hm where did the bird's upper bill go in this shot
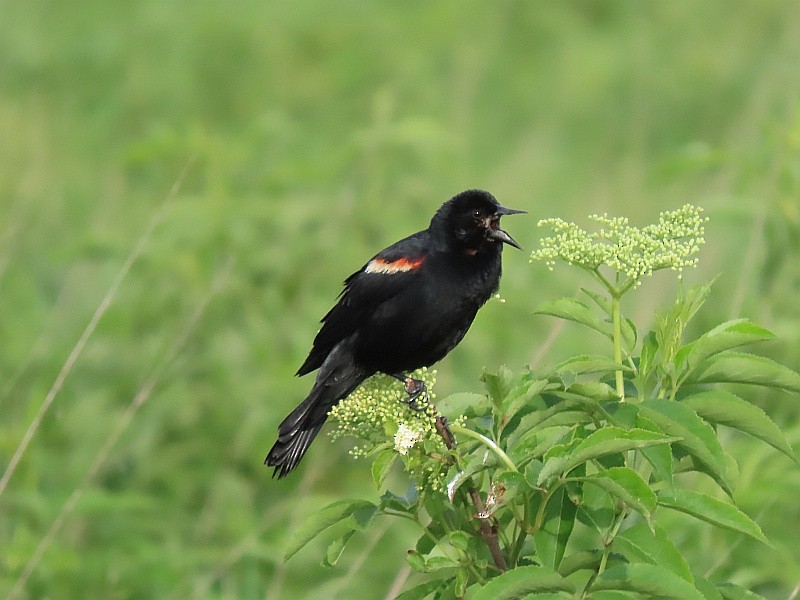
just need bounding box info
[486,205,526,249]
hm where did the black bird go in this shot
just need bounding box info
[266,189,525,478]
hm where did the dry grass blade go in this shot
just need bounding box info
[0,158,195,500]
[7,254,232,600]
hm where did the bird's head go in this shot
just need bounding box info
[431,189,526,254]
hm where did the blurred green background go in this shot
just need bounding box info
[1,1,800,598]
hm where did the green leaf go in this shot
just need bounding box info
[639,330,658,380]
[380,489,416,513]
[557,549,602,576]
[513,428,573,468]
[676,319,775,374]
[640,399,732,495]
[587,592,639,600]
[555,355,633,377]
[577,467,657,521]
[577,480,616,534]
[534,297,614,339]
[395,579,445,600]
[581,287,637,349]
[636,413,674,486]
[371,449,398,488]
[684,351,800,393]
[482,366,515,408]
[471,565,575,600]
[590,563,705,599]
[681,390,797,461]
[508,397,604,448]
[693,577,725,600]
[446,458,492,503]
[539,427,677,483]
[613,522,693,583]
[284,499,378,561]
[716,583,769,600]
[322,529,356,567]
[437,392,491,420]
[501,378,550,423]
[534,484,578,570]
[406,549,427,572]
[657,488,768,544]
[567,382,619,402]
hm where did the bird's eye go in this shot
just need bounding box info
[472,209,482,219]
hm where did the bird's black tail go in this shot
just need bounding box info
[266,345,369,478]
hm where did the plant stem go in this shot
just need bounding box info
[611,293,625,401]
[433,415,508,572]
[449,424,518,472]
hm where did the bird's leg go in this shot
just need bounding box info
[390,373,427,412]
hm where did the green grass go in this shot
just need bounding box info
[1,1,800,598]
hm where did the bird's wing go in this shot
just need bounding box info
[295,232,428,376]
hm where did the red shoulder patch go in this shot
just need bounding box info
[364,256,425,275]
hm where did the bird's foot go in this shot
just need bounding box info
[391,374,427,412]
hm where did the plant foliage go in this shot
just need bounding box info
[292,208,799,599]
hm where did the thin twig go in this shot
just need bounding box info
[0,157,196,500]
[433,415,508,572]
[7,256,232,600]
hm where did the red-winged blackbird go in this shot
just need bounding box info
[266,189,525,478]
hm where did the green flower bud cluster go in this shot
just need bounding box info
[328,368,440,459]
[530,204,707,287]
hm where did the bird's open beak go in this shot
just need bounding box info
[488,205,526,249]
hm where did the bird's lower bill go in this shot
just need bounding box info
[485,218,521,249]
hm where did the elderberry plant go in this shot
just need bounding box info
[285,207,800,600]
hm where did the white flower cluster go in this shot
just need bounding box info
[393,424,420,455]
[530,204,707,286]
[328,368,439,458]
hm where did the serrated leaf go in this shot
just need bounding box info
[577,480,616,534]
[437,392,491,420]
[507,398,603,448]
[538,427,677,483]
[657,488,768,544]
[681,390,797,462]
[636,413,674,486]
[556,355,633,377]
[716,582,768,600]
[613,522,693,583]
[534,297,614,339]
[590,563,705,599]
[372,449,398,488]
[482,366,515,408]
[578,467,657,521]
[676,320,775,375]
[501,379,550,423]
[284,499,378,561]
[534,485,578,570]
[471,565,575,600]
[640,400,732,496]
[684,351,800,393]
[694,577,725,600]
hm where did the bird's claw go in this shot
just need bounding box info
[392,375,427,412]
